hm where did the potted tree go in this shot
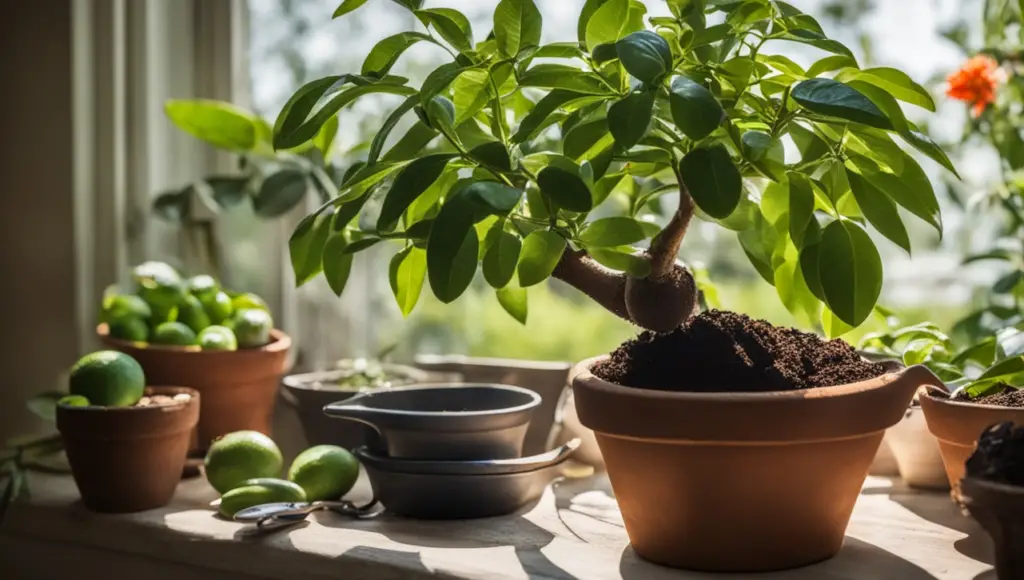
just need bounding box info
[273,0,956,571]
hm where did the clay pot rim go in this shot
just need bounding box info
[59,386,200,413]
[97,323,292,354]
[919,386,1021,411]
[573,355,915,401]
[324,383,542,419]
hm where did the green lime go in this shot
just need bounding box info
[218,478,306,518]
[68,350,145,407]
[188,275,219,300]
[202,291,234,324]
[198,325,237,351]
[108,317,149,342]
[287,445,360,501]
[204,430,283,494]
[151,322,197,346]
[59,395,91,407]
[133,261,186,309]
[231,292,269,313]
[232,309,273,348]
[101,294,152,323]
[178,294,211,334]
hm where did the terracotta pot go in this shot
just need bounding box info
[920,386,1024,490]
[868,433,900,476]
[887,406,949,490]
[98,324,291,450]
[413,355,571,455]
[571,356,935,572]
[56,387,199,513]
[959,477,1024,580]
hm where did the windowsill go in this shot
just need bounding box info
[2,472,993,579]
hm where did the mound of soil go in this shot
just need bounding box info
[973,386,1024,408]
[966,422,1024,485]
[593,310,887,392]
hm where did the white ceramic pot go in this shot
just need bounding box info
[887,406,949,490]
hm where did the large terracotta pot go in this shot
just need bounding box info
[98,324,291,450]
[57,387,199,513]
[920,385,1024,490]
[571,356,934,572]
[959,477,1024,580]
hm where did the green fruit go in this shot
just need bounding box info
[133,261,186,309]
[287,445,360,501]
[178,294,211,334]
[59,395,91,407]
[151,322,198,346]
[218,478,306,518]
[188,275,219,299]
[68,350,145,407]
[232,309,273,348]
[108,317,149,342]
[198,325,238,351]
[102,294,152,323]
[204,430,283,494]
[231,292,269,313]
[202,291,234,324]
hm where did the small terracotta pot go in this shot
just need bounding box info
[959,477,1024,580]
[98,324,291,451]
[571,357,937,572]
[919,386,1024,490]
[57,387,199,513]
[887,406,949,490]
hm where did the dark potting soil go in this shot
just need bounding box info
[966,422,1024,486]
[973,386,1024,408]
[593,310,887,392]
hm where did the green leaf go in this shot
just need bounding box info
[838,67,935,111]
[845,167,911,253]
[464,180,523,215]
[333,0,369,17]
[578,0,610,44]
[778,30,855,59]
[275,83,417,150]
[517,230,566,287]
[692,23,731,47]
[579,216,657,247]
[518,65,612,95]
[27,392,65,422]
[389,246,427,316]
[362,32,433,77]
[483,228,522,288]
[844,79,909,133]
[669,76,726,140]
[806,55,857,78]
[452,70,492,125]
[997,328,1024,360]
[343,236,383,254]
[427,187,480,303]
[966,355,1024,398]
[607,91,654,150]
[468,141,512,171]
[389,0,424,9]
[537,166,592,212]
[377,154,456,231]
[788,173,815,248]
[322,234,354,296]
[774,239,820,327]
[254,170,308,218]
[367,95,419,166]
[289,208,334,287]
[791,78,892,130]
[337,161,410,203]
[383,121,439,162]
[585,0,629,50]
[313,115,339,158]
[963,249,1016,264]
[822,305,854,339]
[817,219,883,327]
[421,62,476,104]
[494,0,542,57]
[415,8,474,53]
[589,247,651,277]
[848,153,942,235]
[680,146,741,220]
[497,284,528,324]
[513,91,595,143]
[741,130,773,162]
[273,76,345,147]
[899,129,961,178]
[165,100,257,151]
[758,54,806,78]
[615,31,672,85]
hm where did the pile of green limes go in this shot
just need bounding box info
[100,261,274,350]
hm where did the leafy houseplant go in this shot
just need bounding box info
[273,0,954,571]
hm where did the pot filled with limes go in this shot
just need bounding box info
[57,350,200,512]
[97,261,291,451]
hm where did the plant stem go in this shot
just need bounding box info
[551,249,631,322]
[645,164,696,280]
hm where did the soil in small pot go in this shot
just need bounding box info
[966,421,1024,485]
[593,310,887,392]
[965,386,1024,409]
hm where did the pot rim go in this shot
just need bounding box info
[97,323,291,354]
[58,386,199,413]
[282,364,431,391]
[324,383,541,419]
[920,387,1023,411]
[413,353,572,371]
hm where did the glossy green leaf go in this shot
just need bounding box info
[607,91,654,150]
[468,141,512,171]
[483,228,522,288]
[822,305,854,338]
[366,95,418,166]
[788,173,815,248]
[579,216,657,247]
[465,180,523,215]
[333,0,369,17]
[838,67,934,111]
[496,284,528,323]
[336,160,409,203]
[817,220,883,327]
[680,146,741,220]
[289,208,334,287]
[589,246,651,277]
[362,32,432,77]
[383,121,439,162]
[758,54,806,78]
[517,230,566,287]
[791,78,892,130]
[615,31,672,85]
[585,0,629,50]
[273,76,344,147]
[165,100,257,151]
[741,130,773,162]
[452,70,492,125]
[965,355,1024,398]
[844,79,909,133]
[848,153,942,235]
[344,237,384,254]
[692,23,731,47]
[806,55,857,78]
[276,84,417,150]
[669,76,726,140]
[964,249,1016,264]
[427,193,479,303]
[846,167,911,253]
[513,91,593,143]
[255,170,308,218]
[390,246,427,316]
[518,65,612,95]
[899,130,961,178]
[494,0,542,57]
[537,166,592,212]
[799,241,826,302]
[420,62,476,103]
[322,234,354,296]
[415,8,474,53]
[774,239,820,327]
[778,30,855,59]
[377,154,456,231]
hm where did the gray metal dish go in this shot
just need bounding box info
[355,446,574,519]
[355,438,581,476]
[323,384,541,460]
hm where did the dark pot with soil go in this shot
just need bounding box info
[57,386,200,513]
[572,311,937,572]
[958,422,1024,580]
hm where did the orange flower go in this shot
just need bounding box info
[947,55,1004,117]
